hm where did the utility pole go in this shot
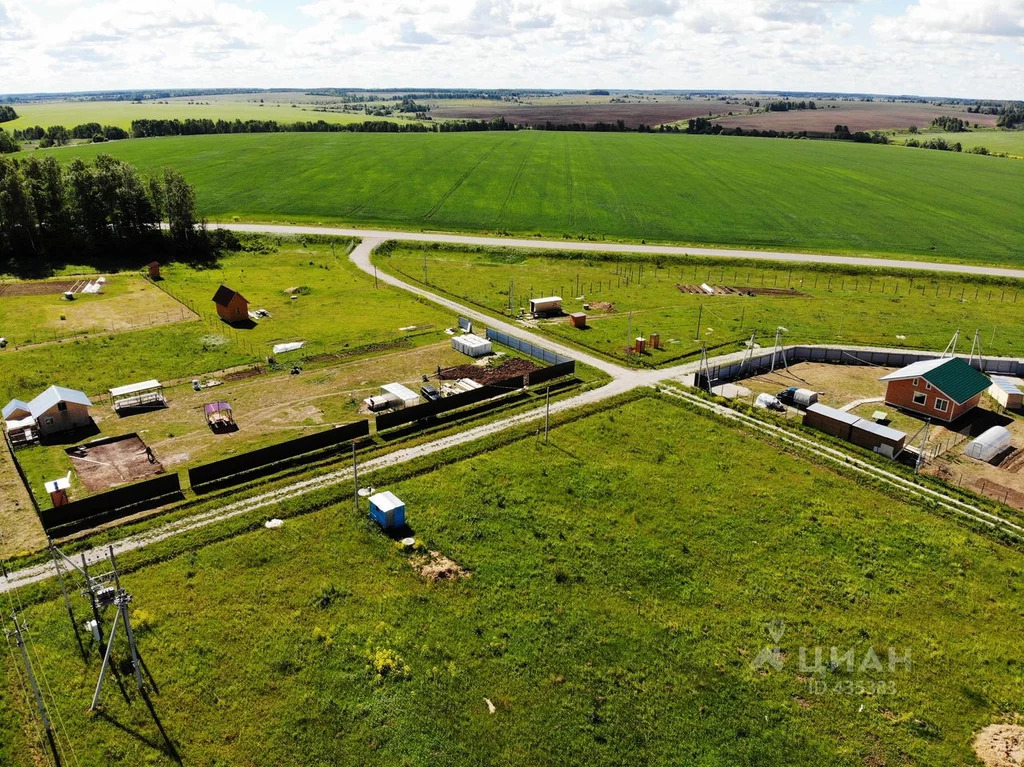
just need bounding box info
[352,441,359,514]
[373,265,378,289]
[626,311,633,358]
[50,545,85,661]
[694,304,703,340]
[7,613,62,766]
[544,386,551,443]
[942,328,960,358]
[968,329,982,367]
[90,547,144,711]
[915,419,932,474]
[423,251,428,284]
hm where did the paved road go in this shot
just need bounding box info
[217,223,1024,279]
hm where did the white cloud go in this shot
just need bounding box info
[0,0,1020,98]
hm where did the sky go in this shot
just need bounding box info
[0,0,1022,99]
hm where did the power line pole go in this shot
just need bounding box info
[352,441,359,514]
[90,546,143,711]
[694,304,703,340]
[8,614,62,766]
[544,386,551,444]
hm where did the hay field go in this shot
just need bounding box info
[2,395,1022,765]
[30,131,1024,265]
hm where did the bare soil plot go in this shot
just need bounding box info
[66,434,163,492]
[714,102,998,132]
[0,278,96,297]
[432,102,719,128]
[973,723,1024,767]
[675,284,807,297]
[439,357,541,385]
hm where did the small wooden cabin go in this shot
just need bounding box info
[213,285,249,323]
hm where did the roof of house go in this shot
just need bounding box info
[213,285,247,307]
[27,386,92,417]
[2,399,30,419]
[879,357,991,405]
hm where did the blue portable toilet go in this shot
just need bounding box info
[368,491,406,531]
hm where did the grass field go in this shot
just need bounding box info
[0,274,192,346]
[0,239,454,402]
[378,243,1024,366]
[901,129,1024,156]
[2,395,1022,766]
[26,130,1024,265]
[1,98,405,132]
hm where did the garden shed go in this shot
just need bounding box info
[213,285,249,323]
[988,376,1024,410]
[850,419,906,456]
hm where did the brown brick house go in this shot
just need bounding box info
[880,357,990,423]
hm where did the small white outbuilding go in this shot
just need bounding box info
[452,333,492,358]
[964,425,1012,462]
[988,376,1024,410]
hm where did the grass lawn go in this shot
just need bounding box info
[378,243,1024,366]
[0,274,192,346]
[25,130,1024,265]
[2,395,1022,765]
[0,239,455,402]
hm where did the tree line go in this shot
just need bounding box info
[0,154,209,275]
[0,105,18,123]
[129,117,434,138]
[686,117,889,144]
[930,116,967,132]
[765,100,816,112]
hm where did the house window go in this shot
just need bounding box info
[912,378,919,387]
[57,401,67,412]
[925,382,932,391]
[913,392,927,406]
[934,398,949,413]
[44,417,54,425]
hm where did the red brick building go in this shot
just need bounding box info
[212,285,249,324]
[880,357,990,423]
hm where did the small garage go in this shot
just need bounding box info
[802,403,860,440]
[850,419,906,457]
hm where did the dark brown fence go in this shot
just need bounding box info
[526,360,576,386]
[40,473,183,536]
[188,420,370,492]
[375,360,576,431]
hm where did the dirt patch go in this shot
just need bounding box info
[589,301,617,312]
[974,724,1024,767]
[411,550,470,582]
[223,366,265,383]
[439,357,540,385]
[0,278,99,297]
[676,284,808,297]
[714,102,998,132]
[67,434,163,492]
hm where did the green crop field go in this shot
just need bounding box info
[378,243,1024,366]
[2,395,1022,766]
[0,238,453,402]
[1,99,403,132]
[904,129,1024,156]
[26,130,1024,265]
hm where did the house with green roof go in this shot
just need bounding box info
[879,357,991,423]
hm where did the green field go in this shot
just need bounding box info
[27,131,1024,265]
[0,239,453,402]
[2,99,404,132]
[2,395,1022,766]
[901,129,1024,156]
[379,243,1024,365]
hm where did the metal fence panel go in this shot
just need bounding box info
[41,473,182,534]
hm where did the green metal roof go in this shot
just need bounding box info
[922,357,991,405]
